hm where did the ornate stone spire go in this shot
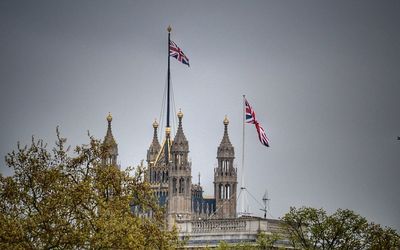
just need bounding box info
[168,109,192,224]
[214,115,237,218]
[104,112,117,147]
[102,112,118,166]
[172,109,188,152]
[147,119,161,164]
[218,115,234,158]
[151,119,161,148]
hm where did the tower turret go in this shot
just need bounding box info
[171,110,189,159]
[102,113,118,166]
[146,118,169,207]
[214,116,237,218]
[147,119,161,165]
[168,110,192,226]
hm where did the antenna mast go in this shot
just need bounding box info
[260,190,270,219]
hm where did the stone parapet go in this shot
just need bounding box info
[191,219,246,233]
[175,216,289,248]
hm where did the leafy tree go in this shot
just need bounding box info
[282,206,400,250]
[216,240,255,250]
[216,235,283,250]
[256,231,281,249]
[0,130,179,249]
[366,223,400,249]
[216,241,230,250]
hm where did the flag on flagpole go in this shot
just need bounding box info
[169,40,190,67]
[245,98,270,147]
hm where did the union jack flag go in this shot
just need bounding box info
[169,40,190,67]
[245,98,270,147]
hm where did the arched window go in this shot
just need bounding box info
[186,177,190,195]
[173,178,177,194]
[226,184,230,199]
[179,177,185,194]
[173,155,177,170]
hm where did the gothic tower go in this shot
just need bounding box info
[145,119,169,207]
[167,110,192,225]
[102,113,118,166]
[147,119,161,165]
[214,116,237,218]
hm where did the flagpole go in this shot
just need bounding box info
[167,26,171,130]
[161,26,172,163]
[241,94,246,215]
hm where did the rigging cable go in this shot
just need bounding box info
[158,75,168,142]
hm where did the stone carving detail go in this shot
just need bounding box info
[192,219,246,233]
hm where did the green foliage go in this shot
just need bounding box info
[0,130,178,249]
[216,241,230,250]
[256,231,281,249]
[366,223,400,249]
[216,240,255,250]
[282,206,400,250]
[216,236,280,250]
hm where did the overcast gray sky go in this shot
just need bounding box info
[1,0,399,231]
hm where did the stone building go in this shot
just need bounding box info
[214,116,237,219]
[145,109,237,227]
[101,113,290,248]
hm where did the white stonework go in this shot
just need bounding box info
[175,216,291,248]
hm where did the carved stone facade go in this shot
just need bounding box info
[143,111,237,226]
[176,217,290,248]
[101,113,290,248]
[102,113,118,167]
[167,110,192,224]
[214,116,237,218]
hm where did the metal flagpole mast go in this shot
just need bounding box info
[240,94,246,215]
[164,26,172,162]
[167,26,171,130]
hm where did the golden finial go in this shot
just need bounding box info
[177,109,183,119]
[223,115,229,125]
[106,112,112,122]
[152,119,159,128]
[167,25,172,33]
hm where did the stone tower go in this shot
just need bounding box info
[214,116,237,218]
[167,110,192,226]
[102,113,118,166]
[147,119,161,165]
[146,118,169,207]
